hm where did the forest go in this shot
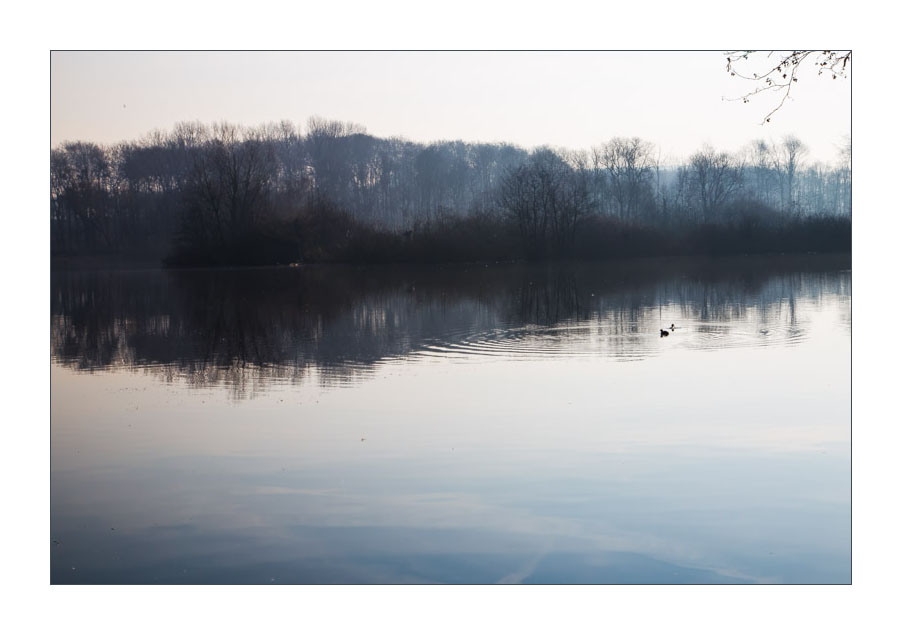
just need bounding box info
[50,117,851,266]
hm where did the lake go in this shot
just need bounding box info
[50,255,851,584]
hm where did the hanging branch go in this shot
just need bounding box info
[724,51,851,124]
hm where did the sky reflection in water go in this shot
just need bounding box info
[51,256,851,583]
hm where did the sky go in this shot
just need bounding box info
[51,51,851,164]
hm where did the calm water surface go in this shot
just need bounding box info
[50,256,851,583]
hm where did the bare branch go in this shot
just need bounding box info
[724,51,850,124]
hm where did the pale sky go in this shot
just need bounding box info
[51,51,851,164]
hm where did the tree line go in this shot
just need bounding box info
[50,117,851,265]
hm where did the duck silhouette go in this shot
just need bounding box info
[660,329,670,337]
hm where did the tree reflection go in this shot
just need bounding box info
[51,255,851,397]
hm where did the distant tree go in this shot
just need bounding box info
[744,139,779,210]
[305,116,368,207]
[500,156,548,259]
[835,137,851,217]
[686,145,744,223]
[774,135,809,216]
[50,148,74,252]
[547,149,591,255]
[56,142,116,250]
[181,123,275,252]
[499,148,589,258]
[593,137,656,222]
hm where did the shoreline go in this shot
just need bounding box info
[50,250,852,274]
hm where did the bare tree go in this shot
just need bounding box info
[686,146,744,223]
[550,149,591,255]
[59,142,116,249]
[744,140,779,210]
[593,137,656,222]
[182,123,275,250]
[835,137,851,218]
[774,135,809,216]
[500,157,548,259]
[499,148,589,258]
[305,116,367,207]
[50,148,74,252]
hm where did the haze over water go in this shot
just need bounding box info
[50,255,851,583]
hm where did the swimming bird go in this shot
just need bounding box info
[660,329,669,337]
[670,323,676,330]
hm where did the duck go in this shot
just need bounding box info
[670,323,676,330]
[660,329,670,337]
